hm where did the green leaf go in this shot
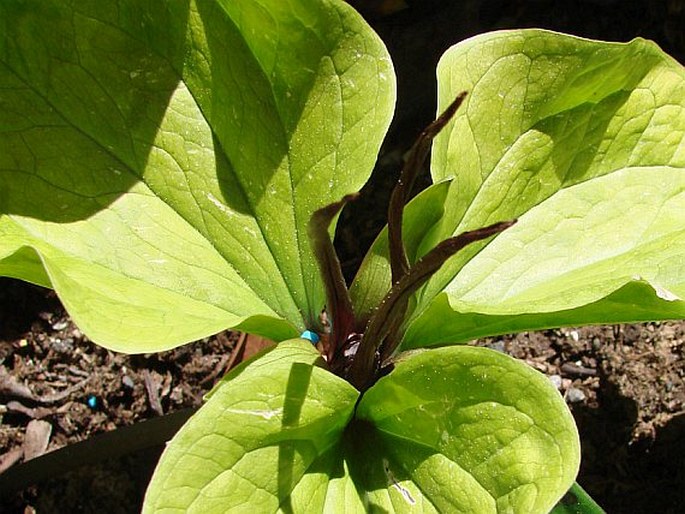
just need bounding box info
[444,167,685,313]
[354,345,580,513]
[0,0,395,351]
[402,30,685,348]
[286,444,366,514]
[146,341,580,513]
[404,282,685,347]
[143,339,360,513]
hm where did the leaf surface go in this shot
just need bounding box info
[0,0,395,351]
[399,30,685,348]
[143,339,361,513]
[354,345,580,513]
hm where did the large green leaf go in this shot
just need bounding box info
[143,339,360,513]
[354,345,580,513]
[400,30,685,348]
[0,0,395,351]
[404,282,685,347]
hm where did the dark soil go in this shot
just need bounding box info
[2,1,685,513]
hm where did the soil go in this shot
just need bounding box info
[2,1,685,513]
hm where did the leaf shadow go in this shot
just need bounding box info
[343,418,423,514]
[532,48,665,188]
[3,0,325,226]
[193,0,327,217]
[277,361,313,513]
[1,2,193,222]
[536,89,635,187]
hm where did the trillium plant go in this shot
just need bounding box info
[2,0,684,512]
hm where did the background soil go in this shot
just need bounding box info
[2,1,685,513]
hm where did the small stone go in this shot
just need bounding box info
[549,374,563,390]
[51,320,69,331]
[51,337,74,354]
[566,387,586,403]
[569,330,580,342]
[487,340,506,353]
[122,375,135,389]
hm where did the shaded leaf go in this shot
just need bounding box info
[403,281,685,348]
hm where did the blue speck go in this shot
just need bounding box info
[300,330,320,344]
[86,395,98,409]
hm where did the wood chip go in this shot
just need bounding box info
[6,400,52,419]
[225,332,247,372]
[143,369,164,416]
[561,362,597,377]
[0,367,37,402]
[0,447,23,474]
[241,334,275,364]
[160,372,173,398]
[23,419,52,461]
[199,332,248,386]
[68,365,91,378]
[38,377,89,404]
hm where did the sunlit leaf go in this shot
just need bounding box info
[401,30,685,348]
[144,339,360,513]
[0,0,395,351]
